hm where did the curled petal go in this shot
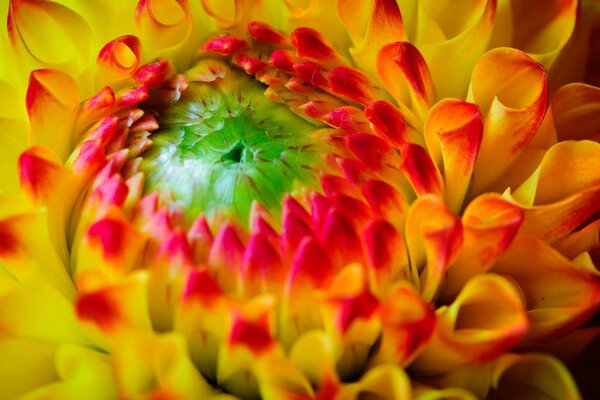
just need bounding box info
[7,0,92,70]
[370,282,435,367]
[488,353,581,399]
[405,195,463,302]
[337,0,405,78]
[96,36,141,83]
[554,219,600,260]
[135,0,192,57]
[412,385,478,400]
[424,99,483,211]
[202,0,268,33]
[337,364,411,400]
[412,274,528,374]
[490,235,600,341]
[26,69,79,161]
[498,0,577,70]
[442,194,523,301]
[328,66,375,105]
[545,83,600,142]
[377,42,434,119]
[469,48,548,193]
[510,140,600,242]
[415,0,497,99]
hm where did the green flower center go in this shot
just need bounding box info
[141,70,326,223]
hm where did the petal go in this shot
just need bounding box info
[136,0,192,59]
[369,282,435,367]
[488,353,581,400]
[509,141,600,242]
[377,42,434,119]
[499,0,577,70]
[405,195,462,302]
[0,80,28,195]
[96,35,141,84]
[26,69,79,161]
[468,48,548,193]
[490,235,600,341]
[7,0,92,72]
[424,99,483,211]
[412,274,528,374]
[337,0,405,78]
[441,193,523,301]
[399,143,444,197]
[338,364,411,400]
[546,83,600,142]
[415,0,497,99]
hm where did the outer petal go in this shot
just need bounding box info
[412,274,528,374]
[415,0,497,99]
[543,83,600,143]
[424,99,483,211]
[7,0,93,78]
[405,195,462,302]
[337,0,405,79]
[491,235,600,341]
[493,0,577,72]
[338,364,412,400]
[26,69,80,161]
[468,48,548,193]
[487,353,581,400]
[441,193,523,301]
[0,79,27,195]
[509,140,600,242]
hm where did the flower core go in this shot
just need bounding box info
[141,69,325,223]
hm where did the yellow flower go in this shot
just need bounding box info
[1,0,600,399]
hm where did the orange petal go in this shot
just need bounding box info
[468,48,548,193]
[370,282,435,367]
[412,274,528,374]
[377,42,434,119]
[442,194,523,301]
[424,99,483,211]
[26,69,79,161]
[546,83,600,143]
[491,235,600,341]
[554,219,600,260]
[509,140,600,242]
[501,0,578,70]
[488,353,581,399]
[7,0,92,72]
[337,0,405,78]
[405,195,463,302]
[96,35,141,84]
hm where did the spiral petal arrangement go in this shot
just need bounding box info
[1,0,600,399]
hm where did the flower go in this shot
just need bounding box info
[1,0,600,399]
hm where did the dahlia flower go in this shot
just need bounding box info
[1,0,600,398]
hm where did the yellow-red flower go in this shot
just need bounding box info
[1,0,600,399]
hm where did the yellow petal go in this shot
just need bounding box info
[338,0,405,79]
[25,70,80,162]
[7,0,93,74]
[491,235,600,341]
[405,195,462,302]
[442,193,523,301]
[488,353,581,400]
[416,0,497,99]
[412,274,528,374]
[424,99,483,211]
[339,364,411,400]
[468,48,548,193]
[412,384,478,400]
